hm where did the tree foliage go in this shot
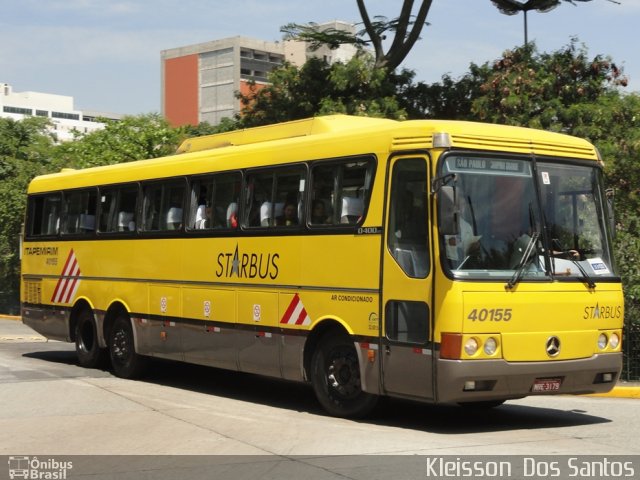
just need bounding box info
[237,55,406,128]
[53,113,181,169]
[0,117,56,312]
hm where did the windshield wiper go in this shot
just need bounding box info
[549,239,596,289]
[506,232,540,290]
[566,257,597,289]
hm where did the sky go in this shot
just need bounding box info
[2,0,639,116]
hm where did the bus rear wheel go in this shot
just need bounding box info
[75,308,107,369]
[108,313,147,379]
[310,331,378,418]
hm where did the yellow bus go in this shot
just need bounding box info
[21,115,623,417]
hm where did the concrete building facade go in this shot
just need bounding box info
[161,21,359,127]
[0,82,122,142]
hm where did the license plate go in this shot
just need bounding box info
[532,378,562,392]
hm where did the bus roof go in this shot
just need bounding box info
[176,115,397,154]
[28,115,599,194]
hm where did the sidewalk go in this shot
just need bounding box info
[1,315,638,398]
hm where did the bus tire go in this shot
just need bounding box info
[75,307,108,369]
[310,331,378,418]
[108,313,147,379]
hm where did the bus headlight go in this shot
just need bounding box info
[609,332,620,349]
[484,337,498,356]
[598,333,608,350]
[464,337,479,356]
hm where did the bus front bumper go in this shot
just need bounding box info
[436,353,622,404]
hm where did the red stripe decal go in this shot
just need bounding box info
[280,293,300,324]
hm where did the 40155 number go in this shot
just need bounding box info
[467,308,512,322]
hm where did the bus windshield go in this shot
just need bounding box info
[440,154,616,282]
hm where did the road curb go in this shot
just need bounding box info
[587,386,640,399]
[0,315,21,321]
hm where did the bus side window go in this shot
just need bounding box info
[61,189,97,235]
[244,167,305,228]
[189,172,241,230]
[142,180,185,232]
[310,158,373,226]
[99,185,138,233]
[27,193,62,237]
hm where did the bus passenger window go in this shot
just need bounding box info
[310,157,374,226]
[99,185,138,233]
[62,189,97,235]
[190,172,240,230]
[142,180,185,232]
[244,167,305,228]
[27,193,62,237]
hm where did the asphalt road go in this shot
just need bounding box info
[1,318,639,479]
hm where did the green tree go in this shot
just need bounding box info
[0,117,56,313]
[238,55,406,128]
[53,113,182,169]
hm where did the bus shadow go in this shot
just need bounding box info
[23,349,611,434]
[368,398,611,434]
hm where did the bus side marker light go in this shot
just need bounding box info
[160,331,167,341]
[367,349,376,363]
[440,333,463,360]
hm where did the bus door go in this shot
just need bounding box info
[381,156,434,400]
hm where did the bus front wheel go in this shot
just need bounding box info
[108,313,147,379]
[310,331,378,418]
[75,308,107,369]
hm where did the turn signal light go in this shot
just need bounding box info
[441,333,463,359]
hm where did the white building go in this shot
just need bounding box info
[0,83,122,142]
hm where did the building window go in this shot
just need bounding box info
[3,106,32,115]
[51,111,80,120]
[36,110,48,117]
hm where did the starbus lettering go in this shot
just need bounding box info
[216,244,279,280]
[583,303,622,320]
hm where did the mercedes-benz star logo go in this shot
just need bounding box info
[546,336,561,357]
